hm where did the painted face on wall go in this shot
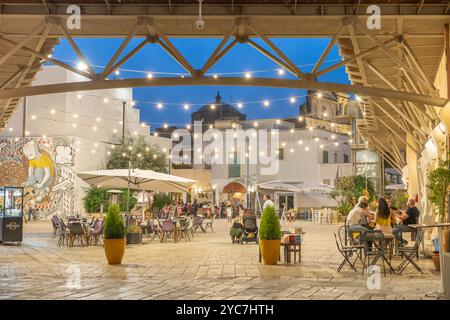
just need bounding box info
[22,141,40,160]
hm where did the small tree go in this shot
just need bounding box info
[119,188,137,212]
[390,190,409,210]
[331,175,375,206]
[107,135,168,172]
[83,186,109,213]
[259,206,281,240]
[103,204,126,239]
[151,193,173,210]
[427,160,450,222]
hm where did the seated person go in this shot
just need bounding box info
[346,201,371,234]
[392,199,420,245]
[229,216,243,244]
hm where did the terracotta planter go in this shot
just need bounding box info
[432,251,440,271]
[103,239,126,265]
[259,239,280,265]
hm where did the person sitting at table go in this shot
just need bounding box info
[392,199,420,246]
[374,198,395,235]
[229,215,243,244]
[347,201,371,233]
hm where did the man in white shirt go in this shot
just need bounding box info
[263,194,274,210]
[346,201,371,233]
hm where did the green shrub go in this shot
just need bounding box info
[337,202,352,217]
[119,188,137,212]
[83,186,109,213]
[151,193,173,210]
[259,206,281,241]
[103,204,126,240]
[127,224,141,234]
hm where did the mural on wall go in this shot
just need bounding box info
[0,137,75,219]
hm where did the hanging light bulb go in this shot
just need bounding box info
[263,100,269,107]
[289,148,294,153]
[184,104,190,110]
[314,137,319,142]
[305,146,310,151]
[317,92,323,98]
[77,62,88,71]
[334,142,339,146]
[210,104,216,110]
[115,70,120,76]
[186,124,192,129]
[278,69,285,75]
[213,74,218,79]
[290,129,295,133]
[147,73,153,79]
[298,116,304,122]
[73,114,78,119]
[103,98,109,103]
[163,123,168,129]
[96,117,101,122]
[331,134,336,139]
[113,129,118,133]
[253,122,258,127]
[157,103,163,109]
[31,115,37,120]
[276,119,281,124]
[141,122,146,127]
[320,144,324,149]
[76,93,82,99]
[50,109,56,114]
[237,103,243,109]
[298,140,303,145]
[290,97,296,103]
[92,126,98,131]
[72,123,77,128]
[131,101,136,107]
[245,72,252,79]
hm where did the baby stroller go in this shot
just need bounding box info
[241,214,258,244]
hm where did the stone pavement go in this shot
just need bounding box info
[0,219,442,300]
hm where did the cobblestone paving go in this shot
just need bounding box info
[0,219,441,300]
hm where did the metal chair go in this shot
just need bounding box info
[204,214,215,232]
[57,220,69,247]
[68,222,85,247]
[334,232,360,272]
[397,229,424,274]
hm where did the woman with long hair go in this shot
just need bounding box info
[374,197,395,234]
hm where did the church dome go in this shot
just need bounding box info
[191,92,246,124]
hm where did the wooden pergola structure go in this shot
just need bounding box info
[0,0,449,174]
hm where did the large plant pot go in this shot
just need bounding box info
[432,251,440,271]
[259,239,281,265]
[126,233,142,245]
[103,239,126,265]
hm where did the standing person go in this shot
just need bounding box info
[263,194,274,210]
[374,198,395,235]
[226,205,233,223]
[392,199,420,245]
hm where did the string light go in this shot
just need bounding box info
[213,74,218,79]
[157,103,163,109]
[50,109,56,114]
[103,98,109,103]
[76,94,82,99]
[305,146,310,151]
[31,115,37,120]
[147,73,153,79]
[184,104,190,110]
[278,69,285,75]
[245,72,252,79]
[263,100,270,107]
[298,116,304,122]
[317,92,323,98]
[237,103,243,109]
[210,104,216,110]
[289,97,296,103]
[163,123,168,129]
[73,114,78,119]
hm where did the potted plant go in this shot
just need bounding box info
[126,224,142,245]
[259,206,281,265]
[427,160,450,271]
[103,204,126,265]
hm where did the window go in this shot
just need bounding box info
[278,148,284,160]
[343,154,349,163]
[228,152,240,178]
[322,151,329,163]
[334,153,338,163]
[323,179,331,185]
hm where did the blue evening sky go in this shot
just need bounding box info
[52,38,349,129]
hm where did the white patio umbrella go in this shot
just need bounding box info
[78,168,196,223]
[77,168,196,193]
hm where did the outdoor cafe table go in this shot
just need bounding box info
[366,233,396,274]
[409,223,450,299]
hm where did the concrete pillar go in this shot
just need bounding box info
[406,134,418,200]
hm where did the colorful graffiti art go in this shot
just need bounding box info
[0,137,75,219]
